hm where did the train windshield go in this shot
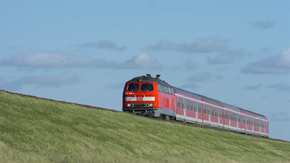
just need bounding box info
[127,83,139,92]
[141,83,153,92]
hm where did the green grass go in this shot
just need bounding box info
[0,91,290,163]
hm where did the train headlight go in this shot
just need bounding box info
[127,103,132,107]
[143,96,155,101]
[125,97,137,101]
[148,103,153,107]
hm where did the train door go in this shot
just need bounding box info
[172,96,176,114]
[221,112,225,126]
[225,112,229,126]
[198,104,202,120]
[204,106,209,121]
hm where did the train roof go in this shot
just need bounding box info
[127,75,267,120]
[128,74,171,86]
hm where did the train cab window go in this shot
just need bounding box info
[141,83,153,92]
[127,83,139,92]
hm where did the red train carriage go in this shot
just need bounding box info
[123,74,269,137]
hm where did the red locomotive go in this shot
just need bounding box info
[123,74,269,137]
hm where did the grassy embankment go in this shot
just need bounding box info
[0,90,290,163]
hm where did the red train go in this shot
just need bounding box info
[123,74,269,137]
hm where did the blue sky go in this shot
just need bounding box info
[0,0,290,140]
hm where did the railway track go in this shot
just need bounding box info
[0,89,289,144]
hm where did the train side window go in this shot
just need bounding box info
[158,84,163,92]
[181,98,185,109]
[169,88,174,94]
[234,114,238,121]
[230,114,234,121]
[187,100,193,110]
[177,98,181,108]
[193,103,197,112]
[225,113,228,119]
[158,84,171,94]
[198,103,201,110]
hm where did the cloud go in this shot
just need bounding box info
[0,75,79,91]
[0,53,120,69]
[184,59,198,70]
[244,83,263,91]
[268,83,290,92]
[187,72,223,82]
[80,40,126,51]
[120,53,162,69]
[146,38,228,54]
[0,53,109,68]
[181,72,223,89]
[146,38,248,65]
[244,83,290,92]
[0,53,161,70]
[270,112,290,122]
[250,20,276,30]
[207,49,249,65]
[242,49,290,74]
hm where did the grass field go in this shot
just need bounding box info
[0,90,290,163]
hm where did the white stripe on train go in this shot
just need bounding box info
[176,114,268,136]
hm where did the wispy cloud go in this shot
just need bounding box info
[0,53,114,69]
[0,53,161,70]
[270,112,290,122]
[244,83,263,91]
[187,72,223,82]
[80,40,127,51]
[181,72,223,89]
[268,83,290,92]
[184,59,198,70]
[250,20,276,30]
[120,53,162,69]
[207,48,249,65]
[244,83,290,92]
[0,75,79,91]
[146,38,228,54]
[242,48,290,74]
[146,38,249,65]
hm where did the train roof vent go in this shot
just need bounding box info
[156,74,161,78]
[146,74,151,78]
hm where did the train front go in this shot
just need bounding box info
[122,75,158,116]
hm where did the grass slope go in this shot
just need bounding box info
[0,91,290,163]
